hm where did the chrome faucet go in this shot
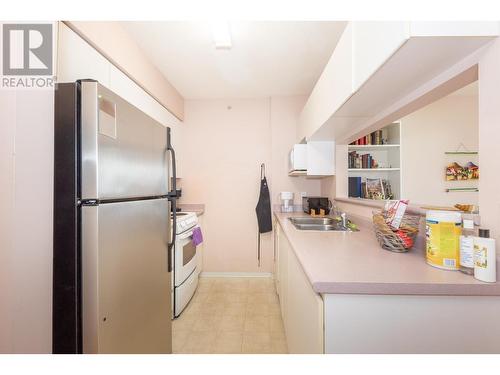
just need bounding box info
[340,212,347,229]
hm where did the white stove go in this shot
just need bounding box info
[172,211,198,234]
[171,211,200,318]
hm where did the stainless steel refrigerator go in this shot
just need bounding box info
[53,80,177,354]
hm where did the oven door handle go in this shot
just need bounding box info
[177,231,194,241]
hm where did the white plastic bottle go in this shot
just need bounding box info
[459,218,475,275]
[473,229,497,283]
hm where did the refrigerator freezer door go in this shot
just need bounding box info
[81,198,172,354]
[80,81,170,200]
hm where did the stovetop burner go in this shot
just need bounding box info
[170,211,198,234]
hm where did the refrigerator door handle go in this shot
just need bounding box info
[166,127,177,273]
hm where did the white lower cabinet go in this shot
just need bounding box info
[274,219,500,354]
[323,294,500,353]
[274,223,324,354]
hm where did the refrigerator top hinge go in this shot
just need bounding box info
[167,191,179,200]
[79,199,99,206]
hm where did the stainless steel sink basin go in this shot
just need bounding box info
[289,217,336,225]
[288,217,358,232]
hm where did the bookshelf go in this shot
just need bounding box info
[348,144,400,152]
[348,168,400,172]
[347,122,402,200]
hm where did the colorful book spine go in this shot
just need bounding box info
[351,129,385,146]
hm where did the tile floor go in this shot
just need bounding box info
[172,277,288,354]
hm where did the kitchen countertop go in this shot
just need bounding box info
[178,203,205,216]
[274,211,500,296]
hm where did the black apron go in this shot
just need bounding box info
[255,176,272,233]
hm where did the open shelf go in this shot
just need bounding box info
[348,168,400,172]
[347,122,402,200]
[348,144,400,152]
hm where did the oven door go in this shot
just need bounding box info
[174,229,198,287]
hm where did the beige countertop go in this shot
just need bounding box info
[178,203,205,216]
[274,211,500,296]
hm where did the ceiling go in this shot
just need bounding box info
[121,21,347,99]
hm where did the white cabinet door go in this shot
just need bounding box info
[275,221,324,353]
[285,242,324,354]
[273,220,280,294]
[277,225,289,329]
[306,141,335,176]
[324,294,500,353]
[352,21,410,92]
[298,24,353,141]
[298,22,409,141]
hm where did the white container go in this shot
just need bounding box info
[280,191,294,213]
[426,210,462,270]
[459,218,475,275]
[473,229,497,283]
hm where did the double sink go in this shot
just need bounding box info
[288,216,359,232]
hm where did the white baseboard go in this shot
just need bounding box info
[200,272,273,278]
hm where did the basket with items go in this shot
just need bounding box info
[372,200,420,253]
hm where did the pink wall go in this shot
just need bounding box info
[0,90,15,353]
[180,96,321,273]
[401,92,478,206]
[66,21,184,120]
[0,89,54,353]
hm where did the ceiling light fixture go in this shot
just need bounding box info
[210,21,232,49]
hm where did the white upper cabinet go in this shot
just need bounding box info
[351,22,409,92]
[409,21,500,37]
[299,21,499,143]
[288,141,336,177]
[306,141,335,176]
[298,24,353,142]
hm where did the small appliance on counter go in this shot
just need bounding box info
[280,191,294,213]
[302,196,332,215]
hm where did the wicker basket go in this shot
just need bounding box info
[372,210,420,252]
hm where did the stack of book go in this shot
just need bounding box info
[348,177,394,200]
[350,130,384,145]
[348,151,378,169]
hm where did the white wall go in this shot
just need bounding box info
[0,88,54,353]
[180,96,321,274]
[400,88,478,206]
